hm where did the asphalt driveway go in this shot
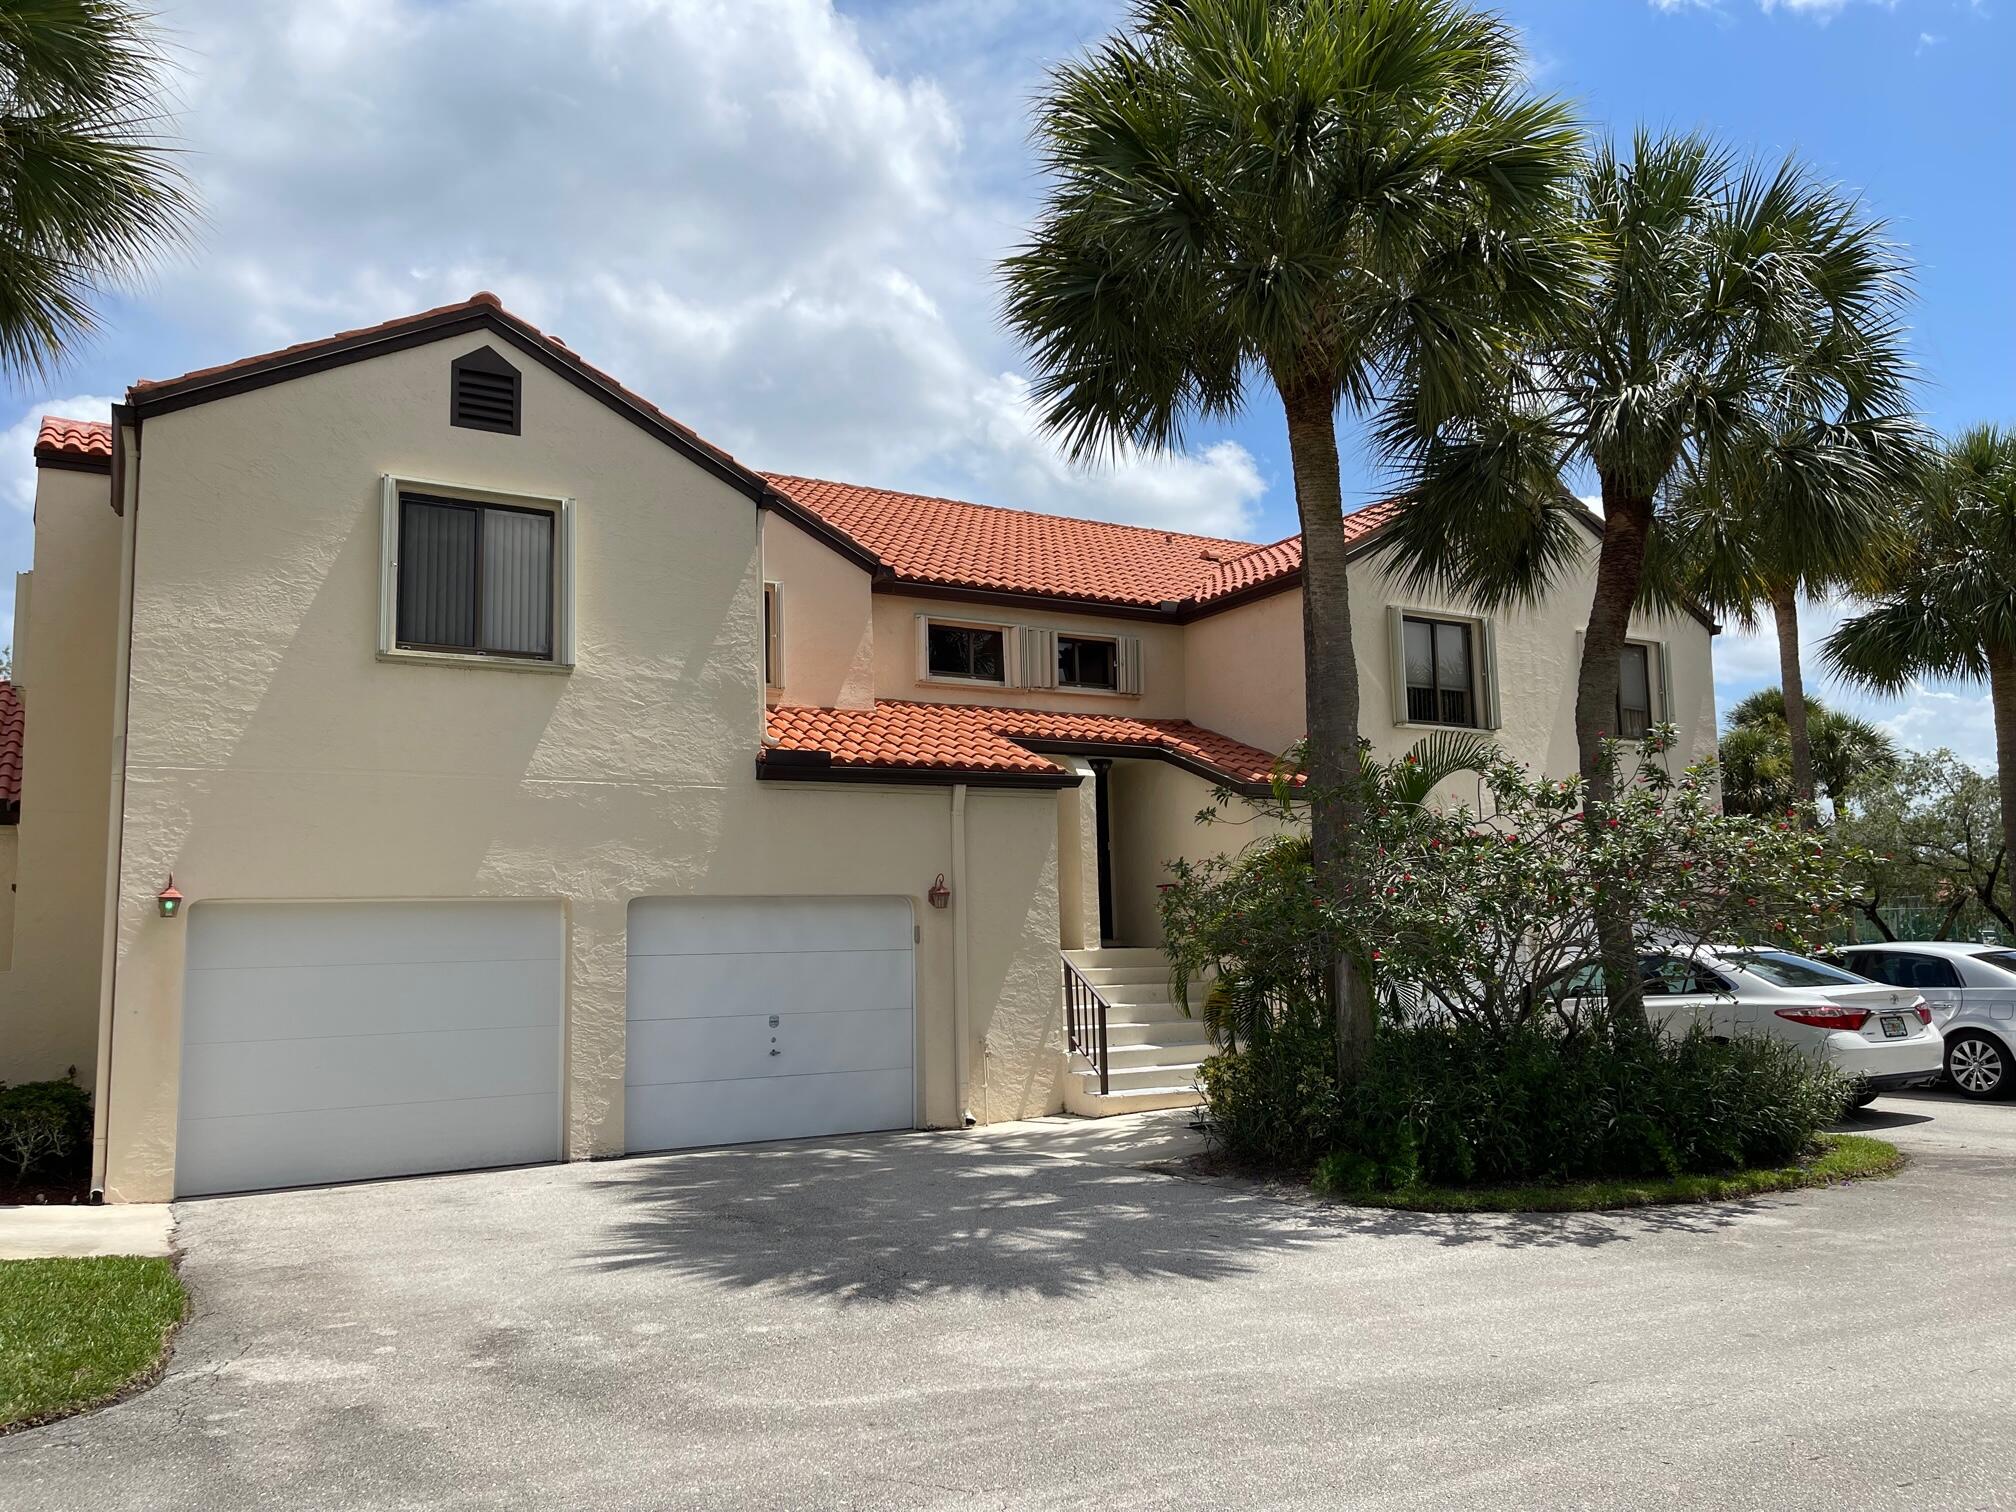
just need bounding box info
[3,1094,2013,1511]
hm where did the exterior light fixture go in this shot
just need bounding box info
[156,876,184,919]
[927,873,951,910]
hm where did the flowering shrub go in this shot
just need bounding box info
[1164,730,1862,1038]
[1163,733,1863,1179]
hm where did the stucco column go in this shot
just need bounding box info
[1051,758,1101,952]
[566,896,628,1159]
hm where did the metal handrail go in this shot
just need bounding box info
[1061,953,1112,1095]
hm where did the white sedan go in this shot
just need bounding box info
[1823,941,2016,1100]
[1557,947,1945,1105]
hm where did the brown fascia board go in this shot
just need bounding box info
[1012,736,1284,798]
[754,755,1081,791]
[123,303,777,508]
[33,450,112,476]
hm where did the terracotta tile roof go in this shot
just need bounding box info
[0,681,22,811]
[764,700,1295,789]
[35,416,113,462]
[763,472,1399,611]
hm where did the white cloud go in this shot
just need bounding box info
[91,0,1253,540]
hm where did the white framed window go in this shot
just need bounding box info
[763,582,783,688]
[1386,606,1499,729]
[1019,625,1142,696]
[379,474,574,670]
[917,615,1014,686]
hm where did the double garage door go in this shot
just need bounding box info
[176,897,914,1196]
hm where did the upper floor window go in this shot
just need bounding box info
[1617,643,1653,738]
[379,476,573,670]
[927,622,1006,683]
[1057,634,1118,691]
[1402,615,1475,727]
[763,582,782,687]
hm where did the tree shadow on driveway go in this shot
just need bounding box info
[578,1130,1767,1304]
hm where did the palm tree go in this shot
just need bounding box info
[1000,0,1583,1081]
[1669,426,1916,819]
[1378,132,1920,1026]
[0,0,192,379]
[1717,687,1897,819]
[1828,425,2016,913]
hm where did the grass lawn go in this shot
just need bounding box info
[0,1257,186,1432]
[1314,1134,1904,1213]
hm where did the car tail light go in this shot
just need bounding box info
[1774,1005,1871,1031]
[1910,997,1933,1025]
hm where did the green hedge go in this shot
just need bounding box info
[1200,1020,1848,1190]
[0,1075,93,1183]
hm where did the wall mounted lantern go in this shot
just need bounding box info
[156,876,184,919]
[927,873,951,910]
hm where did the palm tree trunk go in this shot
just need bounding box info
[1988,643,2016,926]
[1279,377,1372,1084]
[1579,480,1655,1033]
[1771,581,1817,818]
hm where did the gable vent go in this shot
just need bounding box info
[450,346,521,434]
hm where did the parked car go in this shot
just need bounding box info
[1553,947,1944,1106]
[1821,941,2016,1100]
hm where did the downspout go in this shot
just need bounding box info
[89,407,141,1201]
[951,783,973,1127]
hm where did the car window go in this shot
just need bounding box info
[1640,955,1728,996]
[1839,951,1901,986]
[1970,950,2016,981]
[1888,953,1963,990]
[1721,950,1867,989]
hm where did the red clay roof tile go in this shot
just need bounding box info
[764,700,1295,788]
[0,681,22,810]
[763,473,1399,611]
[35,416,113,461]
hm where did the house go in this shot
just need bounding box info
[0,293,1717,1202]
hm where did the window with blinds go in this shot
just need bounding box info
[1402,615,1476,727]
[396,494,555,659]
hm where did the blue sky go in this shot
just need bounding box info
[2,0,2008,761]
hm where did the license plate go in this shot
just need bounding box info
[1880,1014,1907,1039]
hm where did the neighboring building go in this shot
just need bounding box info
[0,293,1717,1202]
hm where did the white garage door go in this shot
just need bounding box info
[177,901,564,1197]
[625,897,915,1152]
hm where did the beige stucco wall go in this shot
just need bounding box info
[1104,758,1294,947]
[1184,552,1718,782]
[0,464,123,1086]
[0,825,16,971]
[95,333,1065,1201]
[760,513,875,709]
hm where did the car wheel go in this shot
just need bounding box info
[1847,1088,1878,1111]
[1945,1032,2012,1101]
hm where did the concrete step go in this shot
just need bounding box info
[1102,1041,1213,1070]
[1080,1060,1206,1095]
[1062,1079,1205,1118]
[1096,983,1188,1011]
[1063,947,1169,969]
[1071,965,1174,988]
[1102,1018,1210,1048]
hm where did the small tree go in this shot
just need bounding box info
[1718,688,1898,820]
[1834,748,2012,941]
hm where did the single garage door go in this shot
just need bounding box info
[177,901,564,1197]
[625,896,915,1152]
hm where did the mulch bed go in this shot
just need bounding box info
[0,1176,90,1207]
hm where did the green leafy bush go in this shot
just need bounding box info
[0,1073,93,1182]
[1249,1021,1848,1192]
